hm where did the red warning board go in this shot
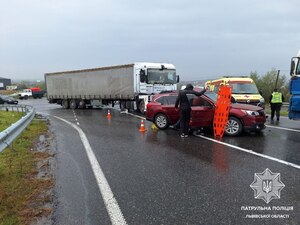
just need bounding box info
[213,86,232,139]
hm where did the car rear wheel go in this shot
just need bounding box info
[225,116,242,136]
[154,113,169,129]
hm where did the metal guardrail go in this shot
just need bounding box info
[282,102,289,106]
[266,102,289,110]
[282,102,289,108]
[0,104,35,153]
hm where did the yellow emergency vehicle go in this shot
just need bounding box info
[205,77,265,107]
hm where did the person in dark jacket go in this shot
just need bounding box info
[175,84,206,137]
[269,88,284,122]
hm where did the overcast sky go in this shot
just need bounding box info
[0,0,299,81]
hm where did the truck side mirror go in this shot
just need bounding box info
[140,69,146,82]
[290,58,295,76]
[176,75,180,83]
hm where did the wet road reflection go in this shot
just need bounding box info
[23,99,300,224]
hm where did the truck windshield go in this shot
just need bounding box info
[297,59,300,75]
[147,69,177,84]
[231,83,259,94]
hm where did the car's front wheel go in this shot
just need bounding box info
[225,116,242,136]
[154,113,169,129]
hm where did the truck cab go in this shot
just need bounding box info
[289,49,300,119]
[18,89,32,99]
[134,62,179,112]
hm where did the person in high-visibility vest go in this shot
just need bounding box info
[269,88,284,122]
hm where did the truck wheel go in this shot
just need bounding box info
[24,95,28,100]
[225,117,242,136]
[154,113,169,129]
[78,100,86,109]
[120,101,126,110]
[138,99,145,113]
[70,99,78,109]
[62,99,70,109]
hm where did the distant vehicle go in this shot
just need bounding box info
[18,87,45,100]
[0,94,18,105]
[45,62,180,112]
[205,77,265,108]
[289,49,300,120]
[145,91,266,136]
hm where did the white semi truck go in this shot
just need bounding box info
[45,62,179,112]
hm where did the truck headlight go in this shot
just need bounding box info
[242,110,260,116]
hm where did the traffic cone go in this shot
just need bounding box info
[139,119,147,132]
[106,109,112,119]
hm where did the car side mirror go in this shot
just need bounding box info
[176,75,180,83]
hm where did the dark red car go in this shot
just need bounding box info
[145,91,266,136]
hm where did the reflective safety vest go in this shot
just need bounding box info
[271,92,282,103]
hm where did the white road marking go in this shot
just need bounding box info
[120,110,300,169]
[123,112,146,120]
[54,116,127,225]
[266,125,300,133]
[194,133,300,170]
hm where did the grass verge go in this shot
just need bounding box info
[0,111,25,132]
[0,118,53,225]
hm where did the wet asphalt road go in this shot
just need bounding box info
[22,98,300,225]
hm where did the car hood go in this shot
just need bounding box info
[231,103,262,111]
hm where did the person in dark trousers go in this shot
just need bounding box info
[175,84,206,137]
[269,88,284,122]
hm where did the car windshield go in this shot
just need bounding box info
[231,83,259,94]
[147,69,177,84]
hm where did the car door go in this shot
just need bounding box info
[190,96,215,127]
[159,95,179,123]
